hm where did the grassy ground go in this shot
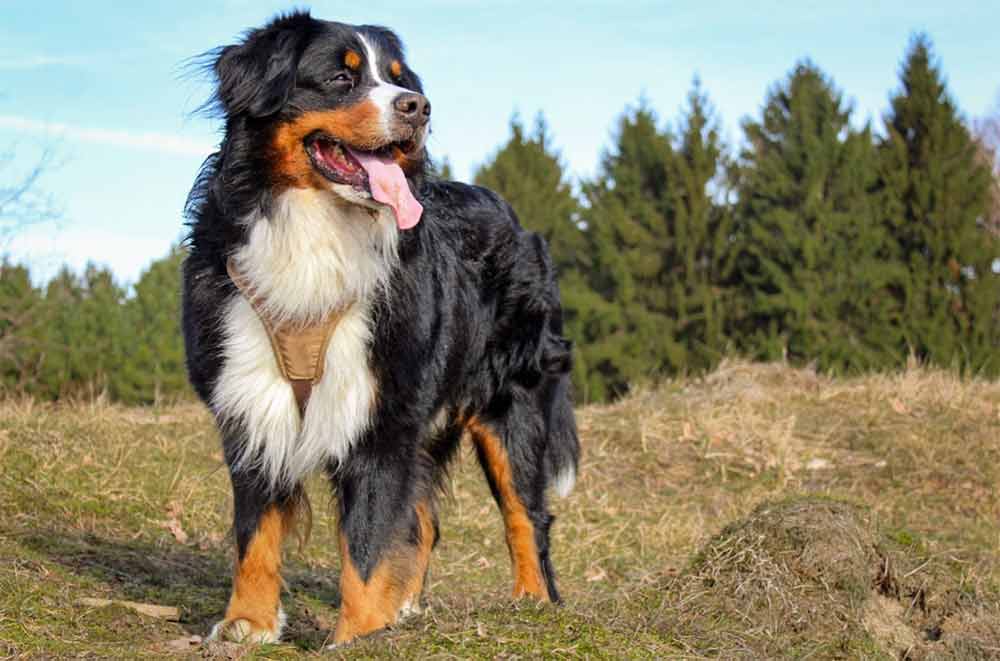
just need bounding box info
[1,361,998,659]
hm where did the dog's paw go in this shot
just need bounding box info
[206,618,280,644]
[397,597,423,621]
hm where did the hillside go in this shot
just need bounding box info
[1,361,998,659]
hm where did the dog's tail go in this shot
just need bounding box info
[541,337,580,498]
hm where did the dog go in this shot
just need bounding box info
[182,10,579,646]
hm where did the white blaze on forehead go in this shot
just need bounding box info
[357,32,413,128]
[357,32,388,85]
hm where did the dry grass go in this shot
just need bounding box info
[1,360,998,659]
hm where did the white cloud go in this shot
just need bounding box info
[5,224,179,286]
[0,54,89,70]
[0,115,215,157]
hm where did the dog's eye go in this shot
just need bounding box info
[324,72,353,87]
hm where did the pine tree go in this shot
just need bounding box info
[4,249,190,403]
[732,61,904,371]
[0,261,43,391]
[35,267,86,397]
[582,100,681,399]
[880,36,1000,373]
[431,156,454,181]
[474,113,587,273]
[31,264,126,399]
[473,113,602,398]
[580,90,737,399]
[664,81,737,371]
[78,264,128,396]
[114,246,189,404]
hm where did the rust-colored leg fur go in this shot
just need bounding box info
[333,500,436,644]
[467,417,549,600]
[212,503,296,642]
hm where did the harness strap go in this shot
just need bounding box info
[226,258,352,417]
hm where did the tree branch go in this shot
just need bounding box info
[0,146,60,247]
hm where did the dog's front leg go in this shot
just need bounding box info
[209,466,301,644]
[331,446,437,645]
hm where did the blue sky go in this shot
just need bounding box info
[2,1,998,284]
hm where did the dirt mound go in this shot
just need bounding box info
[652,497,1000,659]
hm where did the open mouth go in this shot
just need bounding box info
[303,131,425,230]
[304,132,417,190]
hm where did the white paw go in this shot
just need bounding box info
[206,617,279,644]
[398,598,423,621]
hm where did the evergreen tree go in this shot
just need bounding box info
[430,156,454,181]
[732,62,903,371]
[474,114,587,273]
[77,264,128,396]
[438,157,454,181]
[473,113,603,398]
[114,246,189,404]
[30,264,126,399]
[581,89,736,399]
[3,249,191,403]
[664,81,737,371]
[879,36,1000,373]
[0,261,43,391]
[35,267,86,397]
[582,101,681,399]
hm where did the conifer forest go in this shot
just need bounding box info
[2,36,998,404]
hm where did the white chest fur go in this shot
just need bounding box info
[211,188,398,491]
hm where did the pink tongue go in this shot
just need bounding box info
[346,148,423,230]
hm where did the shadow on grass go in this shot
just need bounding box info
[16,529,342,651]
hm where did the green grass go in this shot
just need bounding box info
[1,361,999,659]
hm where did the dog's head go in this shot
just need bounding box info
[211,11,428,228]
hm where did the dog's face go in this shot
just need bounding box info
[213,13,428,220]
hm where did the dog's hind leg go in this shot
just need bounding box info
[332,449,438,645]
[209,467,303,643]
[467,399,560,603]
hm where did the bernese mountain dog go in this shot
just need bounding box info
[182,10,579,646]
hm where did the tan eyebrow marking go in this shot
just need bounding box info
[390,60,402,78]
[344,50,362,70]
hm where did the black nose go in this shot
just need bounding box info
[393,92,431,126]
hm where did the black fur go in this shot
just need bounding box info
[183,10,579,633]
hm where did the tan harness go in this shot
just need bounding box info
[227,258,352,416]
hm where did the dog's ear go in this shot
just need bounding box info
[214,24,305,118]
